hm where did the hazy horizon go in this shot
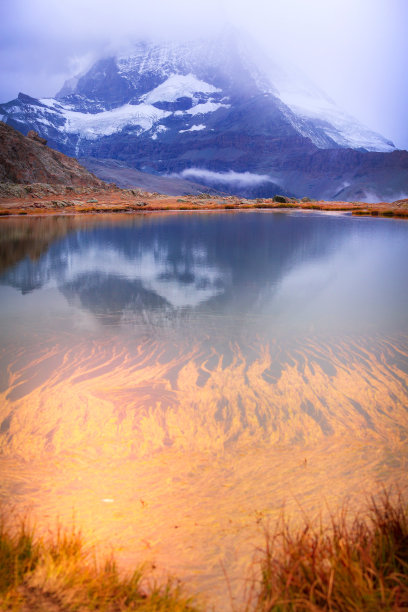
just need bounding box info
[1,0,407,149]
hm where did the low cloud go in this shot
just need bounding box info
[360,191,408,204]
[177,168,278,187]
[393,193,408,202]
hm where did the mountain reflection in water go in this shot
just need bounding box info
[0,211,407,608]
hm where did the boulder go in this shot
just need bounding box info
[27,130,47,146]
[272,194,290,203]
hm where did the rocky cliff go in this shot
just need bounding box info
[0,121,107,188]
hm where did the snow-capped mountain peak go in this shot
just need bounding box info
[28,33,395,154]
[1,29,403,201]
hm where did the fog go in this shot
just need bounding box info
[178,169,278,188]
[1,0,407,148]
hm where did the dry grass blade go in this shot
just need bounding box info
[249,490,408,611]
[0,511,201,611]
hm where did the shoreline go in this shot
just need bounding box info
[1,185,408,218]
[1,490,407,611]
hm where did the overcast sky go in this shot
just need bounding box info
[1,0,407,149]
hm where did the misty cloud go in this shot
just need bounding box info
[1,0,407,148]
[177,169,278,187]
[362,192,408,204]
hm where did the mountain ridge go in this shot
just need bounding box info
[1,31,406,200]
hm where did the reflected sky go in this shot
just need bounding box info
[1,211,408,338]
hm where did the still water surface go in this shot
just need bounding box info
[1,211,408,607]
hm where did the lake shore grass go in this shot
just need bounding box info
[1,492,407,611]
[246,490,408,611]
[0,184,407,219]
[0,514,200,611]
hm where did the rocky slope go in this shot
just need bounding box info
[0,121,107,188]
[79,158,223,195]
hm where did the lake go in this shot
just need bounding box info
[1,210,408,608]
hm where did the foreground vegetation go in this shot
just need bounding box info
[247,491,408,611]
[0,184,408,219]
[0,518,200,611]
[1,492,407,610]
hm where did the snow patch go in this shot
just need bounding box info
[62,104,170,139]
[39,98,64,110]
[142,73,220,103]
[151,124,168,140]
[35,98,171,139]
[277,88,395,152]
[186,101,230,116]
[179,124,206,133]
[36,116,55,127]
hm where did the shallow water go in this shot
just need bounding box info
[1,211,408,608]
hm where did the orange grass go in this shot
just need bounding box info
[247,491,408,611]
[1,492,407,610]
[1,191,407,218]
[0,513,200,611]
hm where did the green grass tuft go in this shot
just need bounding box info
[380,210,395,217]
[0,516,39,594]
[0,513,200,611]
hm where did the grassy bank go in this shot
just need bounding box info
[0,185,408,219]
[1,493,407,610]
[247,491,408,611]
[0,517,200,611]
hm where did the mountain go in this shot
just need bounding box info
[78,158,225,195]
[0,121,107,188]
[1,30,407,200]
